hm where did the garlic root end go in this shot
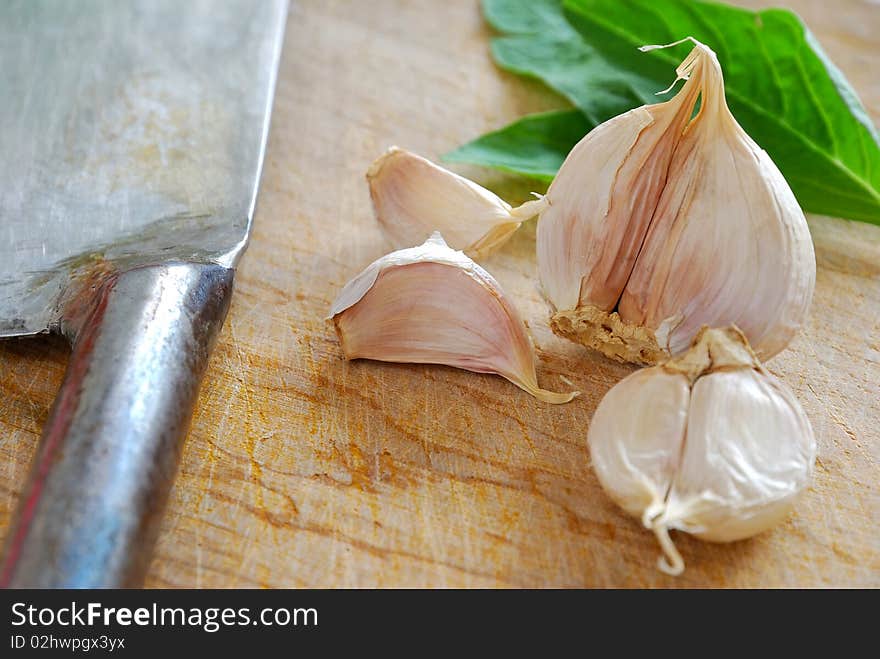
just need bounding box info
[550,305,666,365]
[366,145,403,180]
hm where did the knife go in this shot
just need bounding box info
[0,0,287,587]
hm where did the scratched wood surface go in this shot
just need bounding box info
[1,0,878,587]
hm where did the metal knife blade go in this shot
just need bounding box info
[0,0,288,587]
[0,0,286,337]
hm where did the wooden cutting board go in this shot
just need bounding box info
[1,0,877,587]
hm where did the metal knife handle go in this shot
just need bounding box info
[0,262,234,588]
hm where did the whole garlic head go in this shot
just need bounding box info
[588,326,816,575]
[538,39,815,365]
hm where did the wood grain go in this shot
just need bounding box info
[1,0,878,587]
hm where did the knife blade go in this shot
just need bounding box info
[0,0,288,587]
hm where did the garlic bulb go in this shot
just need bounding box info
[538,38,815,364]
[329,232,577,404]
[367,147,543,259]
[588,326,816,575]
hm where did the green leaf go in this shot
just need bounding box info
[461,0,880,224]
[483,0,573,35]
[485,0,661,125]
[565,0,880,223]
[444,110,592,182]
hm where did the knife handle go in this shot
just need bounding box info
[0,262,234,588]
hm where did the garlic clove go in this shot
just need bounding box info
[587,326,816,575]
[329,233,577,404]
[537,70,700,313]
[367,147,539,260]
[538,39,815,365]
[588,367,690,522]
[663,368,816,543]
[618,43,815,360]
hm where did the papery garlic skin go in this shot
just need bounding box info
[618,44,816,359]
[367,147,540,260]
[538,40,815,365]
[664,369,814,543]
[588,368,689,520]
[329,233,577,404]
[538,71,700,313]
[588,327,815,575]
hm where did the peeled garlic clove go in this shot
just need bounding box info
[539,39,815,365]
[588,326,816,575]
[367,147,540,260]
[329,232,577,404]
